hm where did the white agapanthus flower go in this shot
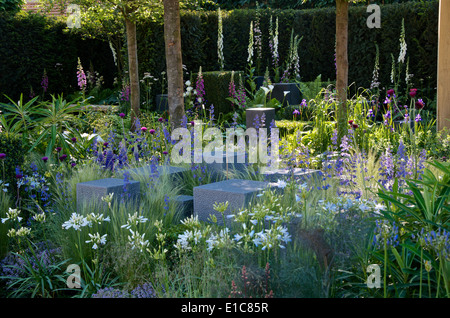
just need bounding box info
[7,227,31,238]
[1,207,22,224]
[62,213,90,231]
[253,226,291,250]
[86,232,107,250]
[86,213,110,226]
[127,229,149,252]
[273,179,287,189]
[32,213,46,223]
[121,212,148,230]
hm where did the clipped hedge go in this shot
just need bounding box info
[0,12,116,103]
[137,1,438,112]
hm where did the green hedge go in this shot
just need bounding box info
[0,12,116,103]
[0,3,439,113]
[137,1,438,109]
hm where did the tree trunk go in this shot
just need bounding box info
[336,0,349,140]
[125,16,140,131]
[163,0,185,129]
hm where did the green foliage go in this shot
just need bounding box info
[133,2,438,106]
[29,94,86,158]
[371,161,450,297]
[0,133,25,191]
[201,70,242,115]
[0,11,116,103]
[0,0,23,13]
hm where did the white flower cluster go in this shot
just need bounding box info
[86,232,107,250]
[252,226,291,250]
[62,212,110,231]
[247,21,254,64]
[1,207,22,224]
[127,229,149,252]
[398,19,407,64]
[174,190,301,254]
[7,227,31,238]
[121,212,148,230]
[175,229,206,251]
[217,8,224,70]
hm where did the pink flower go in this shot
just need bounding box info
[141,127,148,132]
[409,88,417,98]
[149,129,155,134]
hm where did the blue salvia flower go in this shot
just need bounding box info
[164,195,169,211]
[105,149,115,171]
[122,170,131,200]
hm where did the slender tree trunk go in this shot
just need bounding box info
[125,16,140,131]
[336,0,349,140]
[163,0,185,129]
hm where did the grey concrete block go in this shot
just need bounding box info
[270,83,301,106]
[261,167,322,183]
[246,107,276,130]
[193,179,273,225]
[76,178,140,211]
[119,164,188,182]
[174,195,194,219]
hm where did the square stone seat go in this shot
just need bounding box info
[76,178,140,211]
[193,179,273,225]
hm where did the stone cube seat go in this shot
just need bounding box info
[76,178,140,211]
[193,179,275,225]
